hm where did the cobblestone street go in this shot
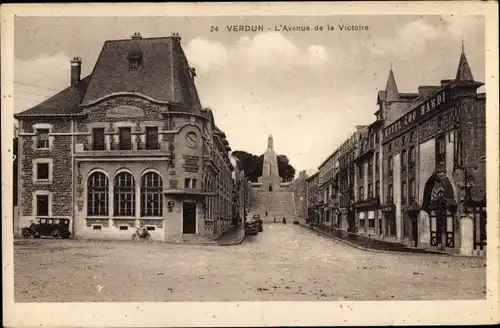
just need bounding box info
[14,223,486,302]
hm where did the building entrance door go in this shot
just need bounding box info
[429,209,454,249]
[183,202,197,234]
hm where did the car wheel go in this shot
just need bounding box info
[61,231,71,239]
[51,230,60,238]
[21,229,31,238]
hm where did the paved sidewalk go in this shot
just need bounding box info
[217,225,245,246]
[303,223,447,255]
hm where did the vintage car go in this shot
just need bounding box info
[252,214,263,232]
[245,219,259,236]
[21,218,72,239]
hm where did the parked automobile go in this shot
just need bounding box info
[252,214,263,232]
[245,219,259,236]
[21,218,72,239]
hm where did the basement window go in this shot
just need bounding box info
[146,226,156,231]
[92,225,102,230]
[119,225,128,231]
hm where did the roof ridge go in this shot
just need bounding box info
[104,36,178,43]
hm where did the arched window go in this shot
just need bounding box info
[87,172,109,216]
[114,172,135,217]
[140,172,163,217]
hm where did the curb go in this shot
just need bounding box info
[218,227,246,246]
[218,233,245,246]
[298,223,480,258]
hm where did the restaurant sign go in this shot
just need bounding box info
[383,88,452,139]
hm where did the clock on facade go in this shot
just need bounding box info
[185,132,198,148]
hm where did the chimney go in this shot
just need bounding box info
[70,57,82,86]
[131,32,142,40]
[171,32,182,42]
[417,86,438,98]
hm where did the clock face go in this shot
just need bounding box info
[185,132,198,148]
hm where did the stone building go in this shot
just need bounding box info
[315,44,486,255]
[305,171,320,223]
[290,170,308,219]
[14,32,242,243]
[317,151,337,225]
[336,130,364,232]
[377,45,486,254]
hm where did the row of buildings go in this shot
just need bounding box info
[303,45,487,255]
[14,32,252,243]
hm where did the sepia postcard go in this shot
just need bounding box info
[1,2,499,327]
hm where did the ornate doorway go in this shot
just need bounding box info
[422,172,457,251]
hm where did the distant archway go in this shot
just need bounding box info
[268,186,273,192]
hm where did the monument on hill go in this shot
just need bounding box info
[258,135,282,192]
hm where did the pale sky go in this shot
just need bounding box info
[14,15,485,175]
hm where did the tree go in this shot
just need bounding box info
[277,155,296,182]
[232,151,296,183]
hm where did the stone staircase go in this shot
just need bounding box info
[249,191,296,223]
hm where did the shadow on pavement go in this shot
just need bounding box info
[310,224,447,255]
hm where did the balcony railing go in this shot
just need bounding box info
[137,141,161,150]
[83,143,106,151]
[110,142,133,150]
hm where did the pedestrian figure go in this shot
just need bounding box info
[273,216,276,223]
[265,211,268,217]
[282,217,287,224]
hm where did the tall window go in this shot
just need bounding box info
[87,172,109,216]
[388,156,393,174]
[375,181,380,198]
[141,172,162,217]
[410,179,416,201]
[401,149,407,171]
[436,135,446,169]
[36,163,49,181]
[36,194,49,216]
[114,172,135,216]
[402,181,407,204]
[368,159,373,175]
[358,165,363,178]
[36,129,49,149]
[119,127,132,150]
[93,128,105,150]
[375,152,380,174]
[387,184,393,201]
[409,146,416,165]
[368,183,373,198]
[359,186,364,200]
[146,127,159,150]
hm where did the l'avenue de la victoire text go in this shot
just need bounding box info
[224,24,369,32]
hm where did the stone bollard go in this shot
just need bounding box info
[459,215,474,256]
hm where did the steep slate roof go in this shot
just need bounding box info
[82,36,202,111]
[16,34,202,118]
[15,76,90,118]
[455,48,474,82]
[385,69,400,102]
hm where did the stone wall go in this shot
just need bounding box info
[19,119,73,218]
